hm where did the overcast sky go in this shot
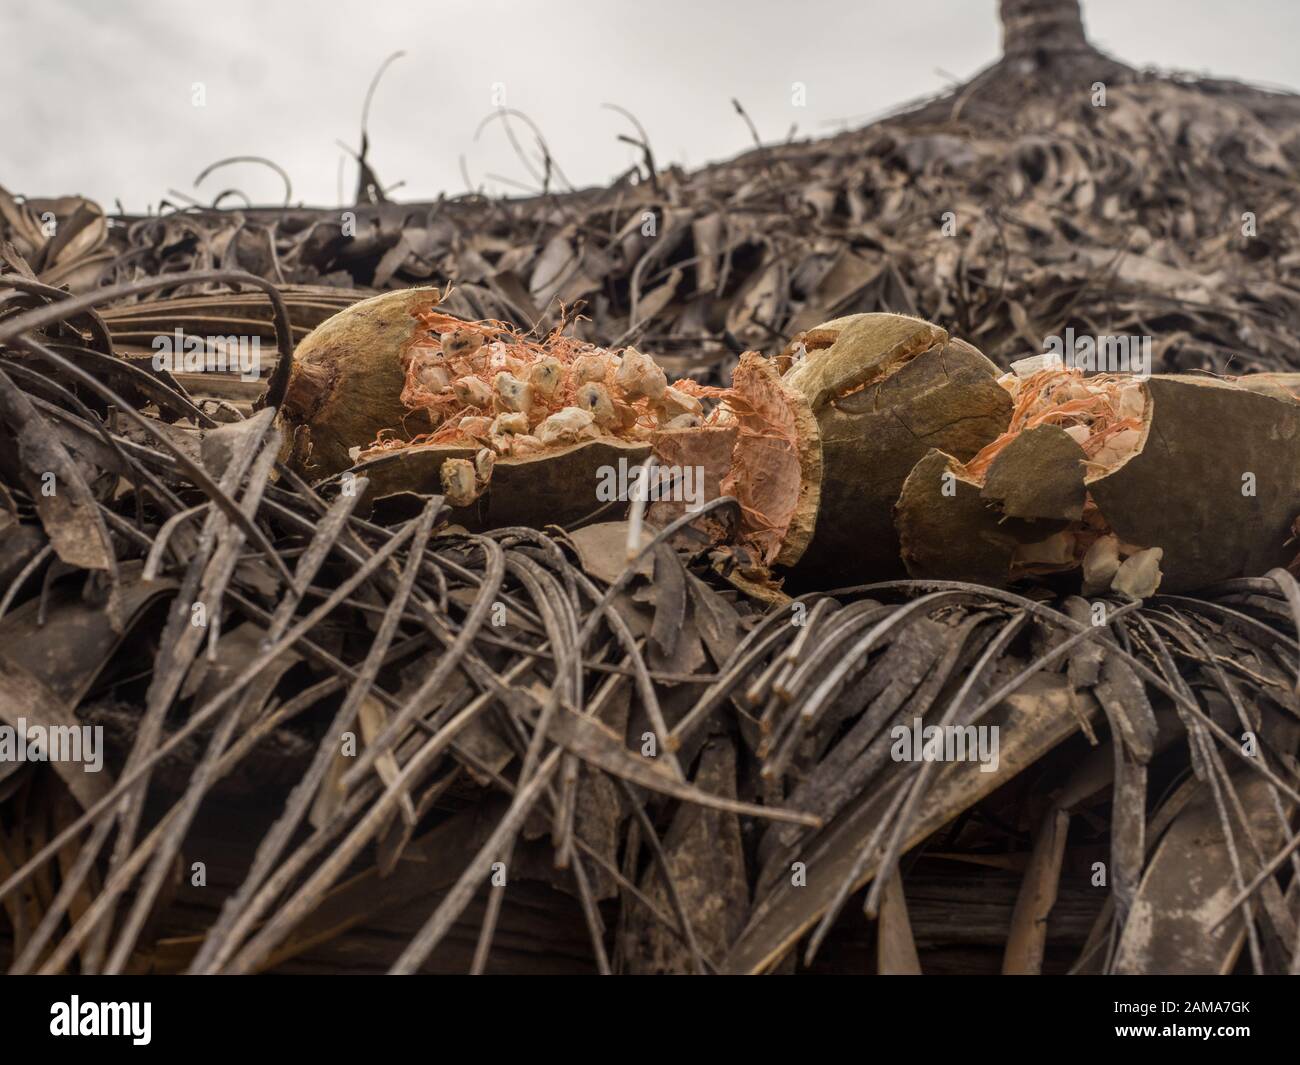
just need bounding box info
[4,0,1298,213]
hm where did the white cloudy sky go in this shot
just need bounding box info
[4,0,1298,212]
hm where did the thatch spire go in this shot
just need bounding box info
[1000,0,1092,59]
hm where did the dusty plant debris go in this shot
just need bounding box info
[1,0,1300,978]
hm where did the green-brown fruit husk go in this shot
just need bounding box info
[1087,375,1300,591]
[277,287,444,478]
[895,446,1073,586]
[353,438,650,530]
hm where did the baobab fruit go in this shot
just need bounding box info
[277,291,685,526]
[782,314,1012,578]
[693,313,1011,574]
[895,369,1300,593]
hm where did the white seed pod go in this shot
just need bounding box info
[490,411,529,436]
[1111,546,1163,599]
[1011,353,1064,378]
[571,353,609,385]
[487,341,523,371]
[441,328,485,361]
[453,376,492,408]
[659,412,702,430]
[441,458,479,507]
[1081,533,1120,595]
[508,434,544,456]
[529,356,564,399]
[575,381,618,427]
[536,406,596,445]
[1116,383,1146,421]
[657,384,704,419]
[614,346,667,401]
[1015,531,1076,567]
[493,371,533,413]
[411,353,451,393]
[458,415,492,438]
[474,447,495,482]
[1091,427,1143,469]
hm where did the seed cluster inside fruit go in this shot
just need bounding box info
[969,367,1147,479]
[361,310,705,471]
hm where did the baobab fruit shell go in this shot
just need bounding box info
[352,437,650,530]
[277,287,444,478]
[895,451,1021,586]
[777,313,1012,583]
[895,441,1076,588]
[1086,375,1300,592]
[895,374,1300,594]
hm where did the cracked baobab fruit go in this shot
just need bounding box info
[894,367,1300,594]
[276,288,716,526]
[661,314,1300,596]
[280,294,1300,595]
[669,312,1014,580]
